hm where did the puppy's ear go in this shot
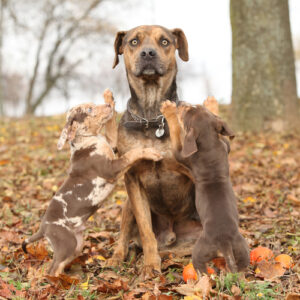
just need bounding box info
[182,127,198,157]
[215,119,235,140]
[113,31,127,68]
[172,28,189,62]
[57,119,78,150]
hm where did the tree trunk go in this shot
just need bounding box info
[230,0,299,131]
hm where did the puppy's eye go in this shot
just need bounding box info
[130,39,138,46]
[161,39,169,46]
[87,107,93,114]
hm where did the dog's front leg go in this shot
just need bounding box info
[106,199,135,267]
[160,100,183,153]
[124,171,161,278]
[103,89,118,149]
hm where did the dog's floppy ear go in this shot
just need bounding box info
[172,28,189,62]
[57,118,78,150]
[215,119,235,140]
[113,31,127,68]
[182,127,198,157]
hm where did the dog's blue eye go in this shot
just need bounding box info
[131,39,138,46]
[161,39,169,46]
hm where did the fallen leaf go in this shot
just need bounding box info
[212,257,226,270]
[80,276,89,290]
[26,242,49,260]
[255,260,285,280]
[287,194,300,206]
[285,293,300,300]
[45,274,80,289]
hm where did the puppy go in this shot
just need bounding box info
[22,90,162,276]
[160,100,249,273]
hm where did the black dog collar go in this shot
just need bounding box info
[123,106,166,138]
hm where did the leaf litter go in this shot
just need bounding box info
[0,116,299,299]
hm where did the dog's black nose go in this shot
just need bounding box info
[140,48,157,59]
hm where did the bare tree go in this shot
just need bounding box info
[6,0,114,115]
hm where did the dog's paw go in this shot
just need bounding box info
[160,100,177,116]
[142,148,163,161]
[103,89,115,108]
[203,96,219,115]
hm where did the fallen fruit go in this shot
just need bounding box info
[275,254,294,269]
[183,263,197,282]
[207,266,215,274]
[250,247,274,265]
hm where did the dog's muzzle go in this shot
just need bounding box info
[135,48,164,76]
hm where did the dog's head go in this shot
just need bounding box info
[177,104,235,157]
[113,25,189,78]
[57,101,114,150]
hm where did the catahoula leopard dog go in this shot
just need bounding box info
[22,90,162,276]
[107,25,221,278]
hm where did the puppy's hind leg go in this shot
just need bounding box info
[22,228,44,253]
[192,236,217,274]
[45,225,78,277]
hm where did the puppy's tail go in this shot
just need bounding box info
[22,229,44,254]
[220,242,237,273]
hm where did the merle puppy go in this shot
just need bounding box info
[22,90,162,276]
[160,100,249,273]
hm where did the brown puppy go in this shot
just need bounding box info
[22,90,162,276]
[108,25,206,278]
[160,100,249,273]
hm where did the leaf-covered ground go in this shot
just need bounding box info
[0,115,299,299]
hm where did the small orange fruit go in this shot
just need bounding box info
[207,266,215,274]
[250,247,274,265]
[275,254,294,269]
[183,263,197,282]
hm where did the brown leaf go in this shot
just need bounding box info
[255,260,285,280]
[287,194,300,206]
[174,275,212,298]
[96,278,128,293]
[285,293,300,300]
[231,285,241,296]
[45,274,80,289]
[26,242,49,260]
[0,279,13,298]
[149,295,173,300]
[212,257,226,270]
[0,231,21,244]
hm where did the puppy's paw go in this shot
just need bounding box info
[160,100,177,116]
[103,89,115,108]
[142,148,163,161]
[203,96,219,115]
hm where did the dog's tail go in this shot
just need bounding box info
[22,229,44,254]
[220,241,237,273]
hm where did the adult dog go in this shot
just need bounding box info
[108,25,209,278]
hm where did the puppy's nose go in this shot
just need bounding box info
[140,48,157,59]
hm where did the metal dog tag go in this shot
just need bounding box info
[155,124,165,138]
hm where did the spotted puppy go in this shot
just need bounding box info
[160,100,249,274]
[22,90,162,276]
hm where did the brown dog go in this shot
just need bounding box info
[22,90,162,276]
[107,25,209,278]
[160,100,250,273]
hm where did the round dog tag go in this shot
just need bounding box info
[155,127,165,138]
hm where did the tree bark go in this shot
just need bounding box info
[230,0,299,131]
